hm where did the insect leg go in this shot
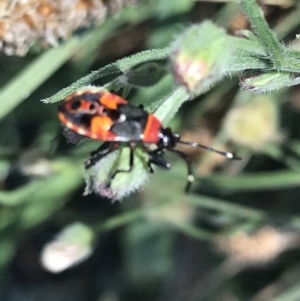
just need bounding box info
[142,146,170,173]
[169,149,194,192]
[148,151,171,171]
[106,143,135,187]
[85,142,119,169]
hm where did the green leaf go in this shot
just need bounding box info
[42,48,171,104]
[239,0,285,66]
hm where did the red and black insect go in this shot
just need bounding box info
[58,87,241,191]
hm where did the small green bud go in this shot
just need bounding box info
[40,222,94,273]
[84,146,150,201]
[118,62,167,88]
[171,21,232,97]
[240,70,299,94]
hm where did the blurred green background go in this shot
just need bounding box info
[1,0,300,300]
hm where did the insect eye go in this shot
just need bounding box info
[89,104,96,111]
[71,101,81,111]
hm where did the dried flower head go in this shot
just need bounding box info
[215,226,299,266]
[0,0,135,56]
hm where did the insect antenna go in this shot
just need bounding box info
[177,140,242,161]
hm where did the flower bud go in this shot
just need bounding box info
[240,70,296,94]
[40,222,94,273]
[171,21,232,97]
[223,95,282,150]
[84,146,149,201]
